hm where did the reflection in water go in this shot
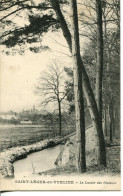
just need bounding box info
[14,145,62,178]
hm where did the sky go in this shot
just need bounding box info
[0,50,50,112]
[0,0,91,113]
[0,32,72,112]
[0,1,71,113]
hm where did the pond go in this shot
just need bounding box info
[13,145,63,178]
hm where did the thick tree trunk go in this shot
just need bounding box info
[58,101,62,135]
[70,0,86,172]
[51,0,106,167]
[95,0,104,122]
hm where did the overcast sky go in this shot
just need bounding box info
[0,32,72,112]
[0,1,89,113]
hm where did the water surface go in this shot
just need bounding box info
[14,145,62,178]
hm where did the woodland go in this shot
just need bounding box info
[0,0,120,174]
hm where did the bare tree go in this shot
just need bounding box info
[35,61,67,135]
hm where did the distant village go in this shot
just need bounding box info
[0,106,48,125]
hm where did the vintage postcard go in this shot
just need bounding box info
[0,0,120,191]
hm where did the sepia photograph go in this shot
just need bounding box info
[0,0,121,191]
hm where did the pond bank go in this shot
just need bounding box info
[14,145,62,178]
[0,133,75,178]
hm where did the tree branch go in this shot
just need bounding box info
[0,7,24,21]
[0,0,30,11]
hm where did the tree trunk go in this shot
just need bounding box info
[51,0,106,167]
[95,0,103,128]
[109,119,113,143]
[113,108,116,137]
[58,101,62,135]
[70,0,86,172]
[109,96,114,143]
[104,108,108,137]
